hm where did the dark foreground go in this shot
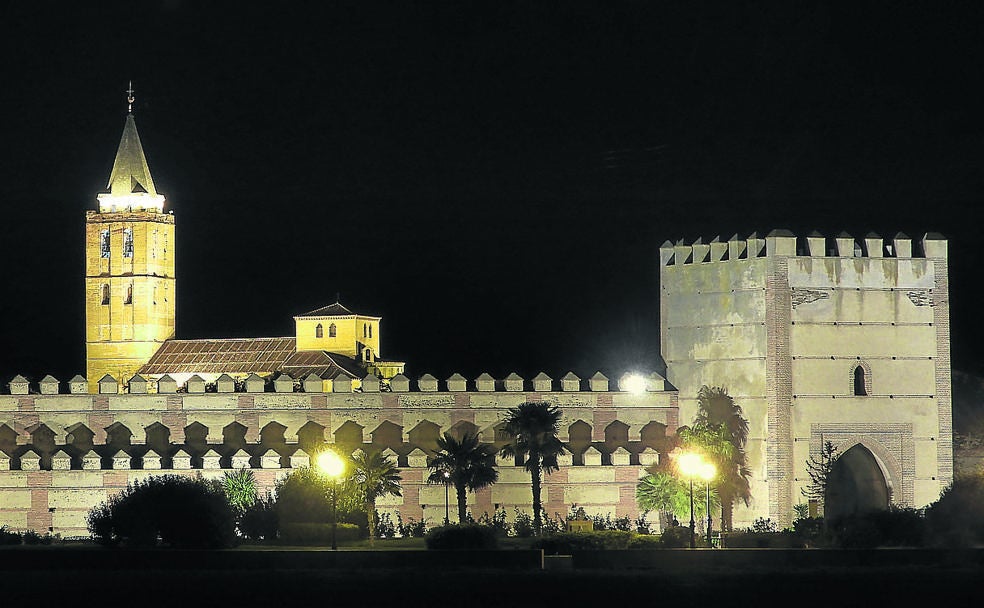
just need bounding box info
[1,549,981,607]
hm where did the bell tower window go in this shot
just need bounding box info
[100,229,110,258]
[123,228,133,258]
[329,323,336,338]
[124,284,133,305]
[369,324,373,339]
[101,284,110,305]
[363,323,368,338]
[315,323,323,338]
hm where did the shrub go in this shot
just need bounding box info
[374,512,397,539]
[723,530,799,548]
[22,530,52,545]
[239,494,279,541]
[0,526,21,545]
[925,476,984,547]
[279,522,361,545]
[627,534,663,549]
[475,509,510,536]
[425,524,499,550]
[830,507,926,548]
[396,513,427,538]
[634,513,653,535]
[512,510,535,538]
[658,525,692,548]
[86,474,237,549]
[533,530,633,553]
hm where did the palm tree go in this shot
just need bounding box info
[690,386,751,531]
[351,451,402,546]
[499,402,568,535]
[427,431,499,523]
[222,466,258,514]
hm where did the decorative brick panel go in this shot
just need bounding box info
[933,258,954,486]
[766,257,794,527]
[810,423,914,506]
[92,397,110,411]
[165,395,183,411]
[593,410,616,441]
[454,393,470,408]
[17,398,35,412]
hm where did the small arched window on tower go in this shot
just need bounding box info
[123,228,134,258]
[364,348,371,362]
[101,284,110,305]
[124,284,133,305]
[363,323,368,338]
[853,365,868,396]
[328,323,337,338]
[315,323,323,338]
[369,324,373,339]
[100,229,110,258]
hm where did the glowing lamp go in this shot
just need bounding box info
[623,374,647,394]
[317,450,345,479]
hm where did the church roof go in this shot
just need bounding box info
[296,302,378,319]
[139,337,365,379]
[105,114,159,197]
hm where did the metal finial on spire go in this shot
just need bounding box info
[126,81,135,113]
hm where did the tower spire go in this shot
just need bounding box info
[127,80,134,113]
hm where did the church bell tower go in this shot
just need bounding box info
[85,86,175,386]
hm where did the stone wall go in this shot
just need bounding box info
[0,372,676,537]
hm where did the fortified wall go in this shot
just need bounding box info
[660,230,952,527]
[0,372,676,537]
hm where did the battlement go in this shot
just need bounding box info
[659,230,947,266]
[3,371,668,396]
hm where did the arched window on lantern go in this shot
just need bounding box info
[315,323,323,338]
[853,364,868,396]
[328,323,337,338]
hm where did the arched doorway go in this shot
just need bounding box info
[825,444,891,519]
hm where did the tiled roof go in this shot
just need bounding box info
[296,302,379,318]
[140,337,296,375]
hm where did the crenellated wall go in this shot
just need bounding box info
[660,230,952,528]
[0,372,677,537]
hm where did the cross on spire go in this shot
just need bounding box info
[126,81,135,113]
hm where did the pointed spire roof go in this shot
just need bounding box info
[97,113,165,212]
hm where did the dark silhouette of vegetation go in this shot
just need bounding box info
[351,450,402,546]
[239,493,279,540]
[274,465,367,537]
[86,474,237,548]
[924,474,984,547]
[427,432,498,523]
[499,402,568,535]
[691,386,751,531]
[801,440,839,513]
[425,523,499,550]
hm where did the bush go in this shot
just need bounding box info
[279,522,361,545]
[627,534,663,549]
[0,526,21,545]
[533,530,633,553]
[830,507,926,548]
[22,530,52,545]
[658,525,693,548]
[86,474,237,549]
[396,513,428,538]
[374,512,397,539]
[425,524,499,550]
[239,494,279,541]
[475,509,510,536]
[925,476,984,547]
[512,510,535,537]
[723,530,800,548]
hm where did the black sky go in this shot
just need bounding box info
[1,2,982,383]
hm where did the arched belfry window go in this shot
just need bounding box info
[364,348,371,362]
[369,324,373,339]
[328,323,336,338]
[363,323,368,338]
[100,229,110,258]
[123,228,133,258]
[101,284,110,305]
[853,364,869,396]
[315,323,323,338]
[124,284,133,305]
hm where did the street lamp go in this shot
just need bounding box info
[317,450,345,550]
[677,451,705,549]
[442,470,451,525]
[699,461,716,546]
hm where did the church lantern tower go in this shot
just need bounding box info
[85,87,175,386]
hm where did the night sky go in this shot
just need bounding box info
[1,2,982,384]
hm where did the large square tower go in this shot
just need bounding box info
[85,112,175,385]
[659,230,952,527]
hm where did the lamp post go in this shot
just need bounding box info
[443,470,451,525]
[677,452,703,549]
[317,450,345,551]
[699,462,716,546]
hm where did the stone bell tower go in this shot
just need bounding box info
[84,86,175,387]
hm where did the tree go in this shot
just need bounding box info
[636,470,692,526]
[691,386,751,531]
[223,466,258,514]
[351,450,403,546]
[801,440,839,514]
[498,402,568,535]
[427,431,499,523]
